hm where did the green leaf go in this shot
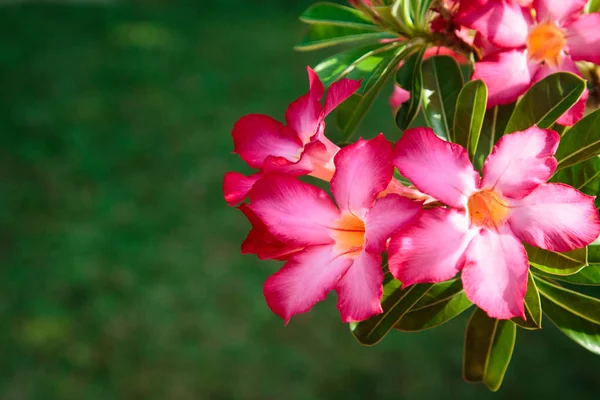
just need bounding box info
[295,24,394,52]
[454,79,488,160]
[533,266,600,286]
[542,298,600,355]
[395,279,472,332]
[421,55,463,141]
[555,109,600,171]
[395,47,426,131]
[587,0,600,13]
[313,44,385,87]
[511,271,542,330]
[589,243,600,264]
[351,282,432,346]
[526,244,587,276]
[338,46,409,140]
[504,72,586,133]
[551,155,600,210]
[463,308,516,392]
[300,2,380,30]
[535,276,600,324]
[473,103,514,171]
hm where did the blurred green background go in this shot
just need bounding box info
[1,0,599,398]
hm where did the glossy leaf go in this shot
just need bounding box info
[589,243,600,264]
[511,271,542,330]
[395,47,426,131]
[463,308,516,392]
[395,279,472,332]
[300,3,379,30]
[587,0,600,13]
[551,155,600,210]
[504,72,586,133]
[473,103,514,171]
[531,265,600,286]
[542,298,600,355]
[421,55,463,141]
[351,283,432,346]
[454,79,487,161]
[526,244,587,276]
[295,24,394,51]
[313,44,385,87]
[535,276,600,324]
[555,109,600,171]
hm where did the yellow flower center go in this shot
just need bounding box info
[331,213,366,257]
[527,21,566,67]
[467,190,510,229]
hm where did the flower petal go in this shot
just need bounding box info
[233,114,303,169]
[285,67,325,144]
[508,183,600,252]
[331,134,394,217]
[324,78,362,117]
[239,204,302,260]
[364,194,423,253]
[223,172,262,206]
[389,85,410,113]
[472,50,537,107]
[456,0,531,48]
[393,127,479,208]
[533,0,587,25]
[264,245,353,324]
[481,126,559,199]
[462,227,529,320]
[388,208,477,286]
[335,251,384,322]
[565,13,600,64]
[249,174,339,246]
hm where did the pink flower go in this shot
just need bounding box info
[459,0,599,125]
[223,67,361,205]
[389,85,411,113]
[389,127,600,319]
[247,135,423,323]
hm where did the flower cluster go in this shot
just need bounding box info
[225,70,600,324]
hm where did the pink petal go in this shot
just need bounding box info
[335,251,384,322]
[233,114,303,169]
[264,245,353,323]
[285,67,325,144]
[388,208,477,286]
[508,183,600,252]
[462,227,529,320]
[364,194,423,253]
[533,0,588,25]
[239,204,302,260]
[389,85,411,113]
[456,0,531,48]
[331,134,394,217]
[323,78,362,117]
[248,174,339,246]
[565,13,600,64]
[472,49,538,107]
[262,139,338,181]
[532,56,588,126]
[393,127,479,209]
[481,126,559,199]
[223,172,262,206]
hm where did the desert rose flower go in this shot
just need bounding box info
[458,0,600,125]
[388,127,600,319]
[247,135,422,323]
[223,67,361,205]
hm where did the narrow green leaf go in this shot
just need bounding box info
[531,264,600,286]
[454,79,488,160]
[555,109,600,171]
[589,243,600,264]
[473,103,514,171]
[463,308,516,392]
[587,0,600,13]
[542,299,600,355]
[551,155,600,210]
[504,72,586,133]
[295,24,394,52]
[351,283,432,346]
[526,244,587,276]
[313,44,385,87]
[338,46,409,140]
[395,47,426,131]
[300,2,380,30]
[418,0,435,21]
[421,55,463,141]
[511,271,542,330]
[535,276,600,324]
[395,279,472,332]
